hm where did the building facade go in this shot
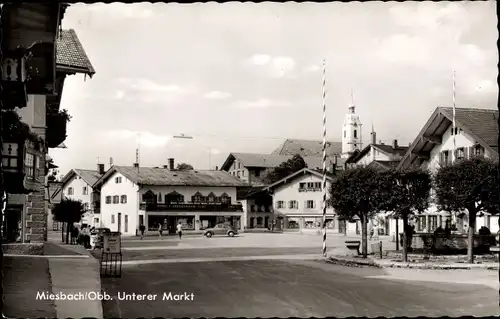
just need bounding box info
[397,107,499,235]
[237,187,273,229]
[93,164,248,236]
[342,105,363,159]
[60,166,104,227]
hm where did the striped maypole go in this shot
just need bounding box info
[321,59,328,257]
[452,70,456,164]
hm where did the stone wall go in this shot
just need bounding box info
[25,152,47,242]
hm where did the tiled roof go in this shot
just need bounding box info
[374,144,409,157]
[370,160,400,170]
[272,139,343,157]
[265,168,336,191]
[230,153,339,170]
[74,169,102,186]
[56,29,95,76]
[440,107,498,150]
[109,166,248,187]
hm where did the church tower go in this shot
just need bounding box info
[341,101,363,159]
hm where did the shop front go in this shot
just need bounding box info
[146,211,244,233]
[283,215,337,232]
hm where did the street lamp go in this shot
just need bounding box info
[172,134,213,169]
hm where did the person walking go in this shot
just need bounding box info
[177,222,183,240]
[139,224,146,239]
[158,223,163,238]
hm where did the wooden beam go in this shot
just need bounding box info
[421,134,441,144]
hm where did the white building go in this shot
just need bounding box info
[237,187,273,229]
[60,165,105,226]
[342,104,363,159]
[397,106,499,234]
[264,167,359,234]
[92,162,248,236]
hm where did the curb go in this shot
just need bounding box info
[4,254,89,258]
[326,256,499,270]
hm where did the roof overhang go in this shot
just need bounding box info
[220,153,236,171]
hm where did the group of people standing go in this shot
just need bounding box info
[138,222,183,239]
[71,225,92,249]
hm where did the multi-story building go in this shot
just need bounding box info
[92,159,248,236]
[397,106,499,234]
[264,167,360,234]
[237,186,273,229]
[1,3,95,243]
[60,165,104,227]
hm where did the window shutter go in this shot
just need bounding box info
[275,201,279,209]
[439,152,443,165]
[464,147,468,159]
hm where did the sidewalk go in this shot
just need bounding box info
[4,232,104,318]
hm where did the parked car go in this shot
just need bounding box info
[204,224,238,238]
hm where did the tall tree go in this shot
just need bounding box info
[329,166,381,257]
[434,157,499,263]
[52,199,87,244]
[176,163,194,171]
[377,168,432,262]
[263,154,307,184]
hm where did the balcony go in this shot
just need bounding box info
[298,187,322,192]
[140,202,244,212]
[46,109,70,148]
[1,54,29,110]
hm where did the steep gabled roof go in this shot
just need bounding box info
[93,166,248,188]
[56,29,95,76]
[272,139,342,157]
[264,168,335,192]
[61,169,102,188]
[220,153,340,171]
[345,143,409,164]
[397,107,499,170]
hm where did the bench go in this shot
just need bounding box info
[345,240,361,255]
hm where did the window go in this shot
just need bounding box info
[83,203,89,210]
[124,215,128,233]
[158,193,162,202]
[115,177,122,184]
[288,200,298,209]
[220,193,231,204]
[68,187,74,196]
[192,192,204,203]
[111,214,115,224]
[276,201,285,209]
[473,145,484,157]
[250,205,256,212]
[307,182,314,188]
[314,182,322,189]
[354,130,357,138]
[105,196,111,204]
[25,153,36,180]
[254,169,261,177]
[344,131,346,138]
[121,195,127,204]
[166,191,184,203]
[450,127,459,135]
[242,170,245,177]
[456,147,465,160]
[299,183,306,189]
[440,150,450,165]
[94,218,99,225]
[305,200,316,209]
[113,195,119,204]
[83,187,88,195]
[417,216,426,231]
[428,216,438,232]
[237,171,241,178]
[207,192,216,203]
[238,162,241,169]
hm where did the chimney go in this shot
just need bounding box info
[97,164,105,175]
[168,158,175,170]
[331,155,337,174]
[133,163,139,168]
[163,165,169,169]
[215,166,219,170]
[392,139,398,149]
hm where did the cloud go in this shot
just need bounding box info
[248,54,296,77]
[203,91,232,100]
[87,3,156,20]
[105,130,171,148]
[233,98,292,109]
[114,77,191,104]
[304,65,321,73]
[209,148,221,155]
[113,90,125,100]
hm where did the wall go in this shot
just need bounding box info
[100,171,139,236]
[227,158,268,185]
[272,173,334,217]
[62,173,94,225]
[356,146,391,166]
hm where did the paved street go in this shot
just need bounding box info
[101,259,498,317]
[94,233,499,317]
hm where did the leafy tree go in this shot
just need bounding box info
[176,163,194,171]
[434,157,499,263]
[377,168,432,262]
[263,154,307,184]
[52,199,87,244]
[329,166,382,258]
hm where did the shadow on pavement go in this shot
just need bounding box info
[3,257,57,318]
[43,242,84,256]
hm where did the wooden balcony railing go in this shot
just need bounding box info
[139,202,243,212]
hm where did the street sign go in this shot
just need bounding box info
[103,232,121,253]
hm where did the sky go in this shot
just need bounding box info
[51,1,498,176]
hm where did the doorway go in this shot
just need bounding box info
[264,216,269,229]
[124,215,128,233]
[4,207,22,243]
[117,213,122,233]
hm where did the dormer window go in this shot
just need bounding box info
[192,192,204,203]
[207,192,216,203]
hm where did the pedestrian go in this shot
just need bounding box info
[369,228,374,240]
[158,223,163,238]
[139,224,146,239]
[177,221,183,240]
[271,220,275,232]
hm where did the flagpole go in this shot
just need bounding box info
[452,70,456,164]
[321,59,328,258]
